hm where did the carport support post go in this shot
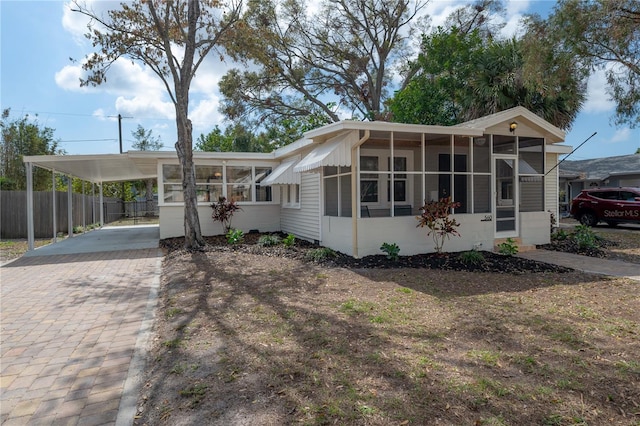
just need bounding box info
[82,181,86,233]
[26,162,34,251]
[99,183,104,226]
[67,176,73,238]
[52,169,57,243]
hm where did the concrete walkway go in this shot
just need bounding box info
[1,226,162,425]
[519,249,640,281]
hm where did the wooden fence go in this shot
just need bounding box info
[0,191,121,239]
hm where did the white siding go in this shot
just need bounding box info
[160,204,281,239]
[545,152,559,219]
[281,173,321,242]
[353,214,494,257]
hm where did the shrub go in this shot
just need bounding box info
[211,196,242,233]
[573,224,598,250]
[305,247,336,262]
[380,242,400,261]
[258,234,280,246]
[416,197,461,253]
[551,229,569,241]
[282,233,296,248]
[498,237,519,256]
[459,250,485,266]
[226,228,244,244]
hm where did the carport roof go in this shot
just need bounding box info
[23,150,276,183]
[23,152,160,183]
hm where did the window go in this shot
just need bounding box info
[282,184,300,208]
[161,164,272,205]
[360,156,379,203]
[324,165,352,217]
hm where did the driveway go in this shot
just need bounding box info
[1,225,162,425]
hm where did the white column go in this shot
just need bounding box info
[99,183,104,226]
[92,183,96,225]
[67,177,73,238]
[26,162,35,251]
[82,181,86,233]
[52,169,57,243]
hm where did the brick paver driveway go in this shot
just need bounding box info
[1,227,161,425]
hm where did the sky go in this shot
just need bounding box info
[1,0,638,160]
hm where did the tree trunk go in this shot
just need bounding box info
[175,113,205,250]
[145,178,155,217]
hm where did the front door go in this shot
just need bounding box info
[495,157,518,235]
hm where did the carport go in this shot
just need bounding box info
[22,151,166,251]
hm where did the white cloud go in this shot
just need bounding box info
[609,128,631,143]
[54,64,92,92]
[62,1,120,45]
[583,68,615,114]
[190,96,225,132]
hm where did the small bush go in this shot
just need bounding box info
[380,242,400,261]
[226,228,244,244]
[416,197,461,253]
[282,233,296,248]
[498,238,518,256]
[211,196,242,233]
[551,229,569,241]
[305,247,337,262]
[573,224,598,250]
[258,234,281,246]
[459,250,485,265]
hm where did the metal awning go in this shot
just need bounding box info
[294,131,357,172]
[261,158,300,185]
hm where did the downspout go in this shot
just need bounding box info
[351,130,370,258]
[26,162,34,251]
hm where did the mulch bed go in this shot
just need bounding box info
[161,232,572,274]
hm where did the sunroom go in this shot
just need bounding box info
[278,107,569,257]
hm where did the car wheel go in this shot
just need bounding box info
[579,212,598,227]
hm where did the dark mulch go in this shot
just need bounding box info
[161,232,572,274]
[537,233,618,258]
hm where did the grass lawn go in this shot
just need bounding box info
[135,230,640,426]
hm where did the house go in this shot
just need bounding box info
[559,154,640,215]
[23,106,572,257]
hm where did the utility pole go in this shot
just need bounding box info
[113,113,132,221]
[118,113,123,153]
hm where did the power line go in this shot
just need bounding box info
[57,139,117,143]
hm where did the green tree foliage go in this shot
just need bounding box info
[220,0,425,125]
[541,0,640,128]
[0,108,63,190]
[196,124,272,153]
[389,27,586,129]
[131,124,163,152]
[72,0,242,249]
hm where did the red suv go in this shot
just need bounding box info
[570,187,640,226]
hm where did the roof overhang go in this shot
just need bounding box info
[454,106,566,143]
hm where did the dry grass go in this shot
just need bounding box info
[136,231,640,426]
